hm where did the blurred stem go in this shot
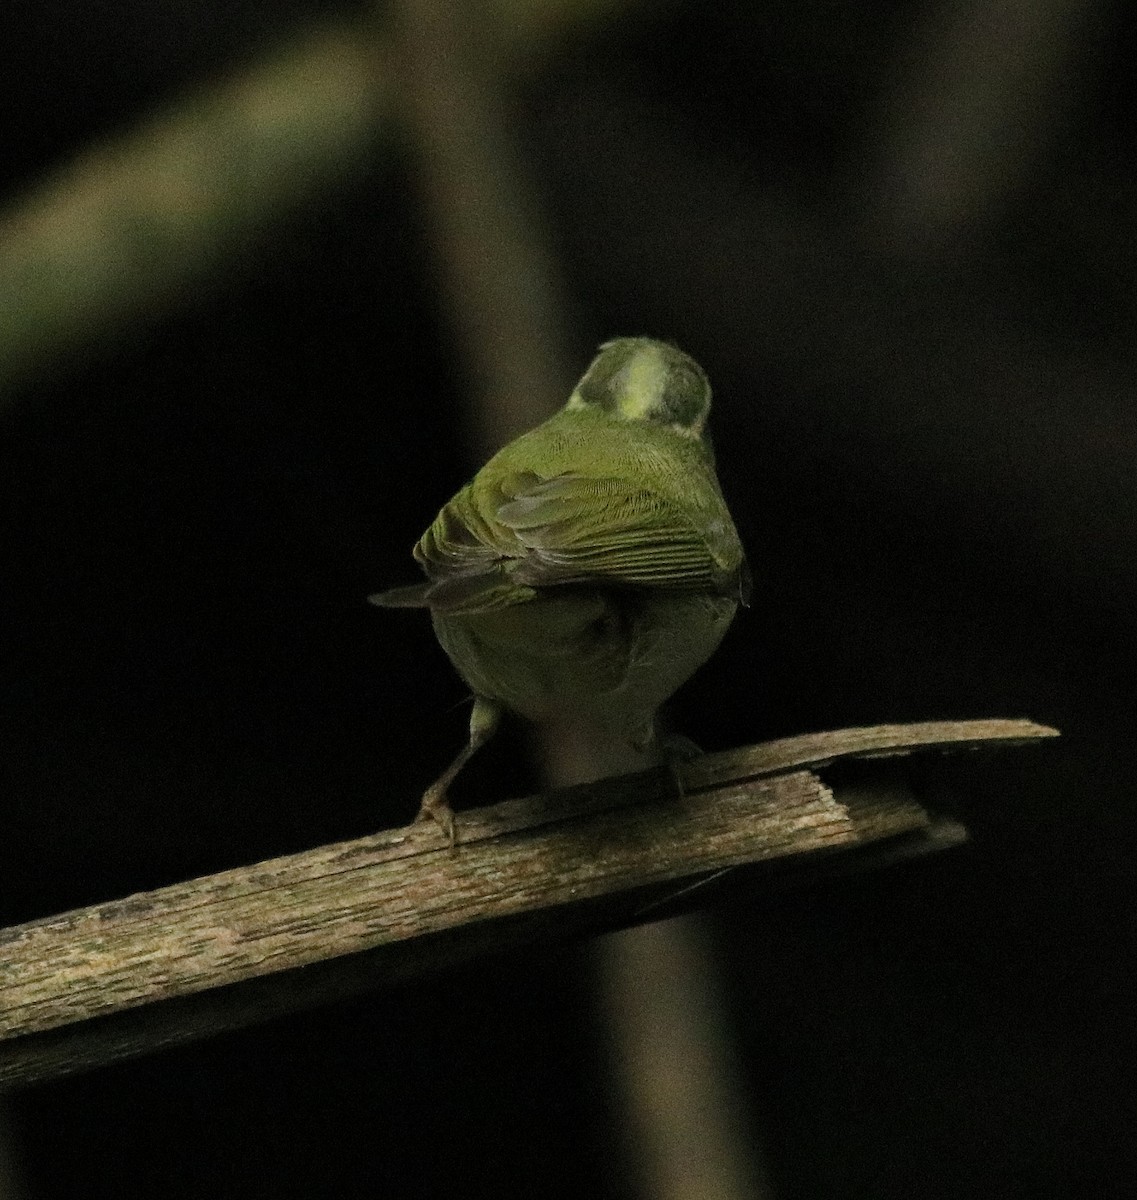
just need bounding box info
[0,23,390,407]
[393,0,573,456]
[0,1,642,414]
[391,2,771,1197]
[596,919,771,1200]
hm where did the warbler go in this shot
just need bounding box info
[371,337,749,843]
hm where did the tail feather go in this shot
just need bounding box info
[368,582,432,608]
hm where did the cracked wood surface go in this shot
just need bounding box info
[0,718,1056,1088]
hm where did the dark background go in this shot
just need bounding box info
[2,1,1135,1196]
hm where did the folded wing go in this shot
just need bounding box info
[372,470,746,616]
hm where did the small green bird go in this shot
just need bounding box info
[371,337,748,843]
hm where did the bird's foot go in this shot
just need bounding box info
[661,733,703,798]
[416,787,457,850]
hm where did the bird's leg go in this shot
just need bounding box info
[631,721,702,797]
[662,732,702,798]
[417,695,502,848]
[660,731,703,761]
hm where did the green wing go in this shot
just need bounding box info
[405,470,746,615]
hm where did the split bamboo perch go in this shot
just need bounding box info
[0,718,1056,1089]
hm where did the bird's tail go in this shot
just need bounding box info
[367,583,432,608]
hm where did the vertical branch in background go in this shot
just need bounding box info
[393,0,572,458]
[596,920,772,1200]
[391,2,771,1196]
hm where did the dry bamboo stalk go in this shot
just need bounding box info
[0,719,1054,1090]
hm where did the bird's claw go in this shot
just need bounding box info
[416,790,457,850]
[662,733,703,798]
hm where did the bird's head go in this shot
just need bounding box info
[565,337,712,438]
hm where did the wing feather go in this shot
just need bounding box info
[412,470,745,614]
